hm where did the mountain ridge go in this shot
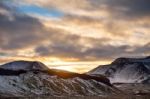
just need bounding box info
[0,60,119,97]
[88,56,150,83]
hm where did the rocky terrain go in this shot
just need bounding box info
[0,56,150,98]
[0,61,119,97]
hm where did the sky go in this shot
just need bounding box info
[0,0,150,73]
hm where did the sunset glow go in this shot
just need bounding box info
[0,0,149,73]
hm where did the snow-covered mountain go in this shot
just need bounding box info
[0,61,119,97]
[88,56,150,83]
[0,61,49,71]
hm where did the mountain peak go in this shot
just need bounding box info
[145,56,150,59]
[112,57,129,65]
[88,56,150,83]
[112,56,150,65]
[0,60,49,71]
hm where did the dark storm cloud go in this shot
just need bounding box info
[0,1,11,11]
[108,0,150,16]
[35,30,150,61]
[36,40,150,61]
[133,42,150,54]
[88,0,150,19]
[35,30,114,61]
[35,31,95,59]
[0,2,47,50]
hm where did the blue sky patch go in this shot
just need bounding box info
[17,5,64,18]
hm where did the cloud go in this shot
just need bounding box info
[35,28,150,61]
[11,0,150,40]
[104,0,150,19]
[0,1,47,51]
[35,41,150,61]
[0,0,149,63]
[35,29,105,60]
[19,0,150,19]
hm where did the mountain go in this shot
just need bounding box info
[0,60,49,71]
[0,61,119,97]
[88,56,150,83]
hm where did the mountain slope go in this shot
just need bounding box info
[0,61,119,97]
[88,56,150,83]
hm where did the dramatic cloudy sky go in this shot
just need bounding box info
[0,0,150,73]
